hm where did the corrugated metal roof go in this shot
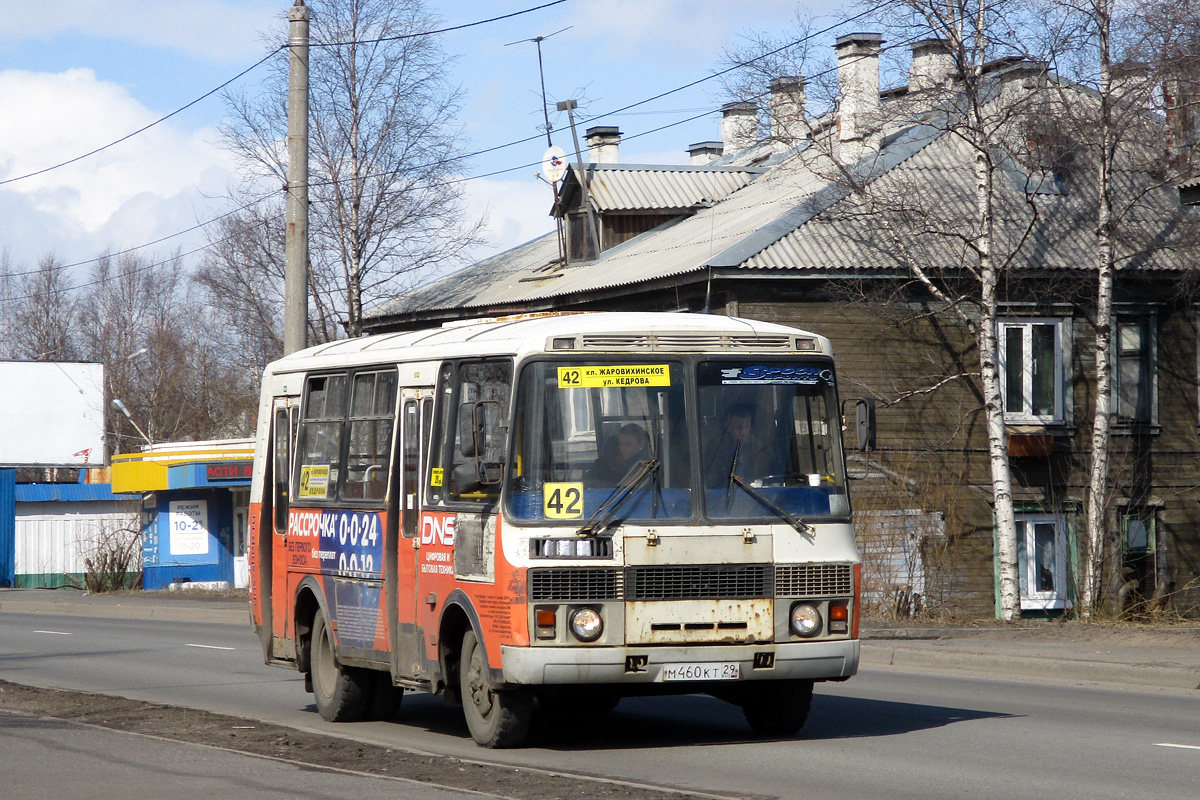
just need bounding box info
[364,88,1199,328]
[15,484,137,503]
[582,164,762,212]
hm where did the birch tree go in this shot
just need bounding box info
[720,1,1081,618]
[218,0,484,339]
[1046,0,1200,615]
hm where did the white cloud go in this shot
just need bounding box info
[461,176,557,260]
[1,0,279,62]
[0,68,238,267]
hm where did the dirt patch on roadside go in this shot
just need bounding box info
[0,681,728,800]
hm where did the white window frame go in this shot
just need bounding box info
[998,318,1067,424]
[1015,513,1071,611]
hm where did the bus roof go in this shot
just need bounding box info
[265,312,832,375]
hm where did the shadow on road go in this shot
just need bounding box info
[368,689,1013,751]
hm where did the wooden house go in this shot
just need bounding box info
[362,36,1200,618]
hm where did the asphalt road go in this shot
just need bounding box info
[1,610,1197,800]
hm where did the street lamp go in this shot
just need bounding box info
[112,398,152,448]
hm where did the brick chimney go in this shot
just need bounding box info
[908,39,953,93]
[769,76,807,142]
[586,126,621,163]
[835,33,883,162]
[688,141,724,166]
[721,101,759,155]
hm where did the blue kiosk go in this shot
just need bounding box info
[112,440,253,590]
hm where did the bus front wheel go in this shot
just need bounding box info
[460,629,532,748]
[741,679,814,737]
[311,608,368,722]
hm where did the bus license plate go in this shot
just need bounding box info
[660,662,740,682]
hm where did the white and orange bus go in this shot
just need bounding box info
[248,312,864,747]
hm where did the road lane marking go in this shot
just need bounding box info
[186,643,235,651]
[33,630,72,635]
[1155,743,1200,751]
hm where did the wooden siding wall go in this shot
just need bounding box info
[743,293,1200,618]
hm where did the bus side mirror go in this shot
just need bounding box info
[456,401,503,491]
[855,398,876,451]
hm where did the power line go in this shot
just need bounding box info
[2,3,917,295]
[315,0,570,47]
[0,47,283,189]
[0,1,571,190]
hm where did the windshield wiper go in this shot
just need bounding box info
[728,474,815,537]
[577,459,660,536]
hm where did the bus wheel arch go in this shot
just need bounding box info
[293,583,322,675]
[459,627,532,748]
[310,605,370,722]
[437,595,475,704]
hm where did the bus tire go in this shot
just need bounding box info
[311,608,368,722]
[742,679,813,737]
[460,629,532,748]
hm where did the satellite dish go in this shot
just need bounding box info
[542,145,567,183]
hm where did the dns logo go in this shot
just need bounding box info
[421,515,456,546]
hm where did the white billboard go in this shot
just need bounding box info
[0,361,107,467]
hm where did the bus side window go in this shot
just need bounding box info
[344,370,397,502]
[295,373,348,503]
[430,360,513,504]
[273,406,292,534]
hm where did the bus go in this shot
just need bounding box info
[248,312,865,748]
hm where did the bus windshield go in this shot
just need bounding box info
[506,357,848,526]
[507,360,691,523]
[697,360,848,521]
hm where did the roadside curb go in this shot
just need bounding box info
[0,598,247,626]
[860,639,1200,692]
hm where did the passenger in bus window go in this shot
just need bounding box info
[703,403,767,487]
[585,423,649,485]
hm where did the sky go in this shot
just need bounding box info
[0,0,864,293]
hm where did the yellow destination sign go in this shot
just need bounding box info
[557,364,670,388]
[298,465,330,498]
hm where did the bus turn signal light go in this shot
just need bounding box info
[535,607,557,639]
[829,602,849,634]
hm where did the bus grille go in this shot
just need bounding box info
[625,564,772,600]
[529,568,623,601]
[775,563,853,597]
[578,334,796,352]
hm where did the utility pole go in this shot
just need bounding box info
[284,0,310,355]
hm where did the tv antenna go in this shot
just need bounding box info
[505,26,571,147]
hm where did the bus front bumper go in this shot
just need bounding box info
[499,639,859,686]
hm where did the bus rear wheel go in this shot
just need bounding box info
[311,608,368,722]
[460,629,532,748]
[741,679,814,737]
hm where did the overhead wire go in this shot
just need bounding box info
[1,2,917,300]
[0,0,571,190]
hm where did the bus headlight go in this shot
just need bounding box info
[790,603,822,637]
[569,607,603,642]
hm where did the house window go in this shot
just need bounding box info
[999,319,1066,423]
[1015,514,1071,610]
[1121,508,1158,609]
[1113,318,1155,426]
